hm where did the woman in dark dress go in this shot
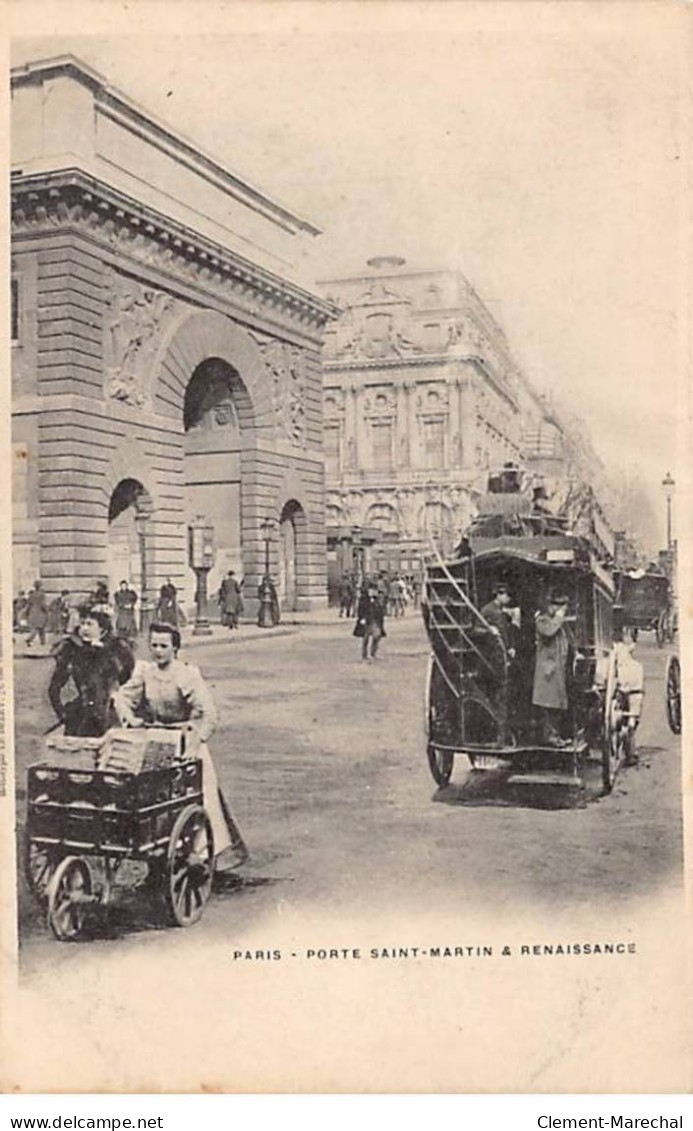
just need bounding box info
[48,607,135,737]
[114,580,138,639]
[155,580,179,627]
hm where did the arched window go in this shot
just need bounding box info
[365,502,400,535]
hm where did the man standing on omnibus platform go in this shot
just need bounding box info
[532,590,573,746]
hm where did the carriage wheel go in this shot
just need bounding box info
[602,653,627,794]
[655,611,667,648]
[23,835,56,906]
[427,743,454,787]
[46,857,94,942]
[425,655,456,787]
[164,805,214,928]
[666,655,682,736]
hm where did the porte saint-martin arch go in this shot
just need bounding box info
[11,56,333,616]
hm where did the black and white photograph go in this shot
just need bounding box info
[2,1,691,1093]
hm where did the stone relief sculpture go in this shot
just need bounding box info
[257,338,308,447]
[104,270,175,407]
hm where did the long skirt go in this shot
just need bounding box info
[198,743,232,855]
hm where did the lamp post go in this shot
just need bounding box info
[188,518,215,636]
[662,472,675,551]
[258,516,278,628]
[134,507,152,635]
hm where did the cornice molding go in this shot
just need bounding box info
[11,55,320,238]
[11,169,337,337]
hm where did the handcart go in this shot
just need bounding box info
[24,727,215,941]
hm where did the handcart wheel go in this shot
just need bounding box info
[46,857,94,942]
[427,743,454,787]
[164,804,214,927]
[602,651,627,794]
[666,655,682,736]
[23,834,56,906]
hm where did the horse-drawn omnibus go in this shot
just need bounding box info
[423,491,643,795]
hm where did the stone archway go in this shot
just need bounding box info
[107,478,153,609]
[183,356,249,614]
[152,309,277,617]
[278,499,306,612]
[151,309,274,430]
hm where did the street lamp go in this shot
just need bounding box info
[188,518,215,636]
[662,472,675,550]
[258,516,279,628]
[134,504,152,635]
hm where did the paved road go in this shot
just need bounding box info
[15,616,683,959]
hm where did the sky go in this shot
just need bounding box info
[9,4,689,550]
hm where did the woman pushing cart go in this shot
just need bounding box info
[114,621,247,870]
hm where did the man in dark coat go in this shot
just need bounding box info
[354,580,387,662]
[532,591,574,745]
[219,570,243,629]
[338,574,354,619]
[26,580,48,646]
[480,583,515,655]
[49,607,135,736]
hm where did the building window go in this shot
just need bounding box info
[423,418,445,469]
[325,426,341,473]
[11,278,19,343]
[372,421,393,470]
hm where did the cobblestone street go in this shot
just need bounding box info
[15,616,684,949]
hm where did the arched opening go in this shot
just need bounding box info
[107,478,153,601]
[278,499,306,612]
[183,357,249,617]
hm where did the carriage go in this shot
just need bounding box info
[614,568,676,646]
[423,503,643,795]
[24,727,215,941]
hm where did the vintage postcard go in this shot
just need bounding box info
[0,0,691,1093]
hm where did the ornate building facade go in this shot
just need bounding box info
[320,258,549,579]
[11,56,333,615]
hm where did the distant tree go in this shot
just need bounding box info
[606,468,661,559]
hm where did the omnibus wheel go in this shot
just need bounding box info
[46,857,94,942]
[427,743,454,787]
[164,805,214,927]
[602,652,627,794]
[666,655,682,735]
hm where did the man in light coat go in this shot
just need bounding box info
[532,590,574,746]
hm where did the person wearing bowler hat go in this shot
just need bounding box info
[354,578,387,662]
[480,582,516,657]
[532,589,574,746]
